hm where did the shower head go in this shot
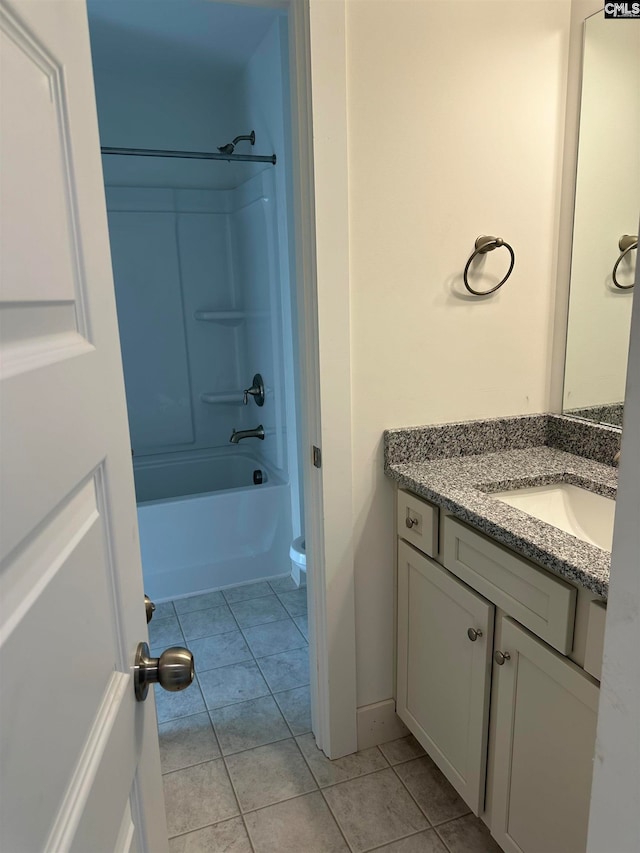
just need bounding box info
[217,130,256,155]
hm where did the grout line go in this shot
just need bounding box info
[361,829,434,853]
[319,787,357,852]
[389,762,436,827]
[430,811,472,829]
[166,816,255,851]
[432,820,455,853]
[219,749,257,853]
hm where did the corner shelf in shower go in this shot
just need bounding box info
[200,392,246,405]
[194,310,245,327]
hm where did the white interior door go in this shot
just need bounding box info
[0,1,168,850]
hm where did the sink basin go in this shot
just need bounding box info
[491,483,615,551]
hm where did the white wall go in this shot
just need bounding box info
[91,61,247,190]
[345,0,572,707]
[563,16,639,409]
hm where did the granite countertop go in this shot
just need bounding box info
[384,414,621,599]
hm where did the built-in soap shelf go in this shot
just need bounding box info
[194,310,245,326]
[200,392,245,405]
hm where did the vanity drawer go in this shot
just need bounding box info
[397,489,439,557]
[584,600,606,681]
[443,516,576,654]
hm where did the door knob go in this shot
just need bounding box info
[134,642,194,701]
[467,627,483,642]
[144,595,156,624]
[494,650,511,666]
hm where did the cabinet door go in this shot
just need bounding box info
[397,541,494,814]
[490,618,599,853]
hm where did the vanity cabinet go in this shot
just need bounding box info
[396,540,493,814]
[490,617,599,853]
[395,489,600,853]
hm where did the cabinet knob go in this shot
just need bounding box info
[405,516,419,529]
[467,627,483,642]
[494,650,511,666]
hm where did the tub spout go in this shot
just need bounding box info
[230,425,265,444]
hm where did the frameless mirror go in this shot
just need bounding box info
[562,11,639,427]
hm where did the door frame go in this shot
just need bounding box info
[217,0,356,758]
[287,0,357,759]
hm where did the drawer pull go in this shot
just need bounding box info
[494,650,511,666]
[406,516,419,529]
[467,627,483,642]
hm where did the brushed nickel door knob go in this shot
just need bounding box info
[405,516,419,529]
[134,642,194,701]
[467,628,483,642]
[144,595,156,624]
[494,650,511,666]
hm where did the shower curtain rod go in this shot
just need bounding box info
[101,146,277,165]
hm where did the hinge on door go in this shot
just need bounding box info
[312,445,322,468]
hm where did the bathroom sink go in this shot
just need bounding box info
[491,483,615,551]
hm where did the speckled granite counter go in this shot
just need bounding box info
[384,414,621,599]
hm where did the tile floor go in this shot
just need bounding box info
[153,577,502,853]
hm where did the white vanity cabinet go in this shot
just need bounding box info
[395,488,601,853]
[396,540,494,814]
[489,617,599,853]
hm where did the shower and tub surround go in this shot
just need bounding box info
[135,448,291,601]
[107,176,287,474]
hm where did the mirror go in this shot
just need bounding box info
[562,11,639,427]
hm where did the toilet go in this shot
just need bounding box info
[289,536,306,586]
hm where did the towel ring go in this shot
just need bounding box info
[612,234,637,290]
[463,236,515,296]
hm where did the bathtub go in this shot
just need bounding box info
[134,449,292,601]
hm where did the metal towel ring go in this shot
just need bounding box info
[612,235,637,290]
[463,236,515,296]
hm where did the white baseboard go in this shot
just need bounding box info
[356,699,410,750]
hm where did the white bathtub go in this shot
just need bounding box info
[134,449,292,601]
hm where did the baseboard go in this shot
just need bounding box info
[356,699,410,750]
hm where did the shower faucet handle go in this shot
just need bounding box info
[243,373,265,407]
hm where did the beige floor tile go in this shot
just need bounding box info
[323,768,429,852]
[294,614,308,639]
[256,646,309,692]
[198,660,269,710]
[163,759,238,838]
[155,680,207,724]
[378,735,426,766]
[159,712,220,773]
[229,594,289,628]
[168,817,252,853]
[394,756,470,825]
[223,581,273,603]
[188,630,252,673]
[296,733,388,787]
[370,828,448,852]
[211,695,290,755]
[436,814,503,853]
[153,601,176,620]
[225,738,317,812]
[277,588,308,617]
[174,591,226,615]
[178,604,238,641]
[148,614,184,647]
[245,792,349,853]
[274,685,312,735]
[268,575,299,593]
[242,618,307,658]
